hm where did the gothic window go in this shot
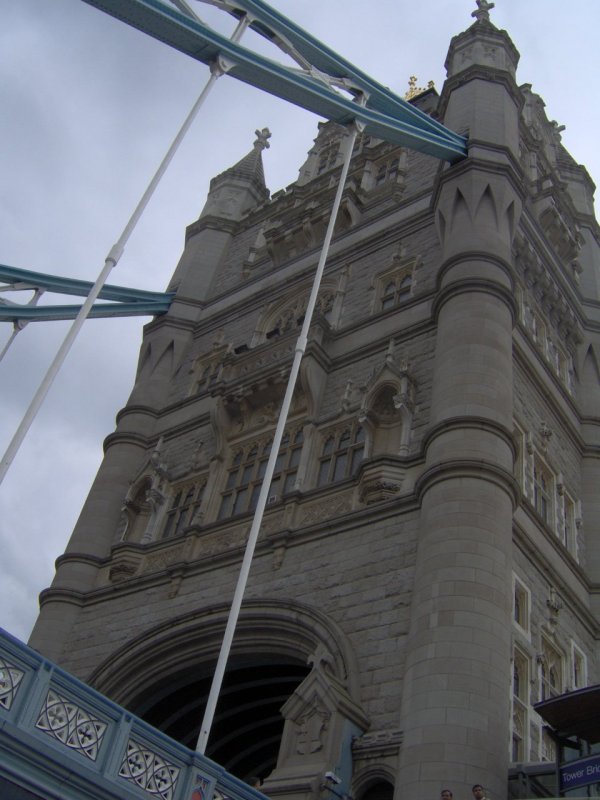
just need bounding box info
[540,639,563,701]
[513,576,530,634]
[375,157,399,186]
[263,291,335,341]
[162,479,205,538]
[533,457,553,525]
[571,643,587,690]
[218,430,304,519]
[561,492,576,552]
[317,424,365,486]
[381,274,412,310]
[191,359,221,395]
[512,648,529,762]
[317,147,338,174]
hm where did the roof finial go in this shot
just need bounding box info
[404,76,435,100]
[253,127,271,151]
[471,0,495,23]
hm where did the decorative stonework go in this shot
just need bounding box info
[119,739,180,800]
[143,543,186,574]
[0,657,24,710]
[295,702,329,755]
[297,496,353,527]
[35,689,107,761]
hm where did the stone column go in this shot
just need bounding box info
[397,8,523,797]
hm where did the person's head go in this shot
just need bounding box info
[441,790,453,800]
[472,786,485,799]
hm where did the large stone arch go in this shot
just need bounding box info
[90,598,360,703]
[88,599,367,790]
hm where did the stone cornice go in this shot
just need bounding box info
[103,429,153,453]
[432,271,517,327]
[438,63,524,121]
[185,214,239,241]
[415,457,520,509]
[423,416,517,460]
[433,151,527,210]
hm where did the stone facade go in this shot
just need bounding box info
[29,6,600,800]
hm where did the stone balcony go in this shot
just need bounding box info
[0,627,266,800]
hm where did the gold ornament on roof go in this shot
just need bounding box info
[404,76,435,100]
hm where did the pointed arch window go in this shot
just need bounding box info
[317,424,365,487]
[317,146,339,175]
[375,157,399,186]
[263,291,334,341]
[381,274,412,310]
[218,430,304,519]
[162,479,206,539]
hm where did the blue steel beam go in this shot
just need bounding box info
[80,0,468,162]
[206,0,465,147]
[0,264,174,322]
[0,264,173,304]
[0,301,172,322]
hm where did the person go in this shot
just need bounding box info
[441,790,453,800]
[472,785,487,800]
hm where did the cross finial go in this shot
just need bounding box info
[253,127,271,151]
[471,0,495,22]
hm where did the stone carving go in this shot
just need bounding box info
[539,422,553,452]
[109,561,139,583]
[143,544,186,574]
[0,657,24,710]
[298,497,352,527]
[295,702,329,755]
[119,738,180,800]
[35,688,107,761]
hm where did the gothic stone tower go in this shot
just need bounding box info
[30,7,600,800]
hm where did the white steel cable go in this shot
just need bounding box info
[196,109,364,755]
[0,13,250,487]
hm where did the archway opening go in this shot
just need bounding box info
[358,780,394,800]
[128,657,310,782]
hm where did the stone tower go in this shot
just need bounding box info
[29,5,600,800]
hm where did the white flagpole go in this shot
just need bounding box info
[196,110,364,755]
[0,13,250,487]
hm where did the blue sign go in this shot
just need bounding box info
[560,754,600,791]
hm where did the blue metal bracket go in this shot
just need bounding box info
[80,0,468,163]
[0,264,174,322]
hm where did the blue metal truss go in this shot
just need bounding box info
[0,264,174,322]
[81,0,468,162]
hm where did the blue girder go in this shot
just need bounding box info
[0,264,174,322]
[80,0,468,163]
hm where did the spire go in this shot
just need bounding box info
[199,128,271,222]
[444,0,519,81]
[223,127,271,187]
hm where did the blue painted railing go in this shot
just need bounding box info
[0,628,266,800]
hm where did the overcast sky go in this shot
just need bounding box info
[1,0,599,645]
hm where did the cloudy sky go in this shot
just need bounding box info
[1,0,599,645]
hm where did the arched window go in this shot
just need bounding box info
[218,430,304,519]
[162,480,205,538]
[380,273,412,310]
[317,425,365,486]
